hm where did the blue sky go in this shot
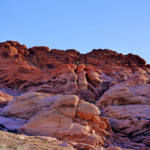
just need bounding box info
[1,0,150,63]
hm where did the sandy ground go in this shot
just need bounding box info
[0,130,75,150]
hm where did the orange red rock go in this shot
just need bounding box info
[1,92,110,149]
[0,40,150,149]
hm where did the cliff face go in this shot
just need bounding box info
[0,41,150,149]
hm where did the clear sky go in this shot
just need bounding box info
[1,0,150,64]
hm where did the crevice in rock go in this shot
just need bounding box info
[0,124,18,133]
[0,75,7,81]
[0,102,9,108]
[74,100,79,119]
[74,65,79,95]
[5,79,27,90]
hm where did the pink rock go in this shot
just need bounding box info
[0,40,150,149]
[77,100,100,120]
[1,92,111,149]
[52,95,79,118]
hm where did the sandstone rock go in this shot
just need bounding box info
[0,116,26,132]
[69,141,96,150]
[96,81,150,148]
[77,100,100,120]
[52,95,79,118]
[142,137,150,147]
[19,107,74,138]
[0,91,13,108]
[1,92,111,149]
[0,40,150,149]
[2,92,53,119]
[96,84,150,108]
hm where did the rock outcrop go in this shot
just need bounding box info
[96,79,150,148]
[0,92,13,108]
[0,41,150,149]
[1,92,111,149]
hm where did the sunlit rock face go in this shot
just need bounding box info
[0,40,150,149]
[96,82,150,148]
[1,93,111,149]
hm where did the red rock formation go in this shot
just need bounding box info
[1,93,111,149]
[0,91,13,108]
[0,40,150,149]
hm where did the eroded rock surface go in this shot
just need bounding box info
[0,91,13,108]
[0,41,150,149]
[1,92,111,149]
[96,79,150,149]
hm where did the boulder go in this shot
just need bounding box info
[1,92,110,149]
[96,81,150,148]
[0,40,150,149]
[0,91,13,108]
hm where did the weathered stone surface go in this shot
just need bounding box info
[0,116,26,132]
[2,92,53,119]
[52,95,79,118]
[0,91,13,108]
[77,100,100,120]
[1,92,110,149]
[0,40,150,149]
[96,81,150,148]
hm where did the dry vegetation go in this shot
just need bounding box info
[0,130,75,150]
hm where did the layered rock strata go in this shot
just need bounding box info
[1,92,111,149]
[0,41,150,149]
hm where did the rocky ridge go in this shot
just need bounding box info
[0,41,150,149]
